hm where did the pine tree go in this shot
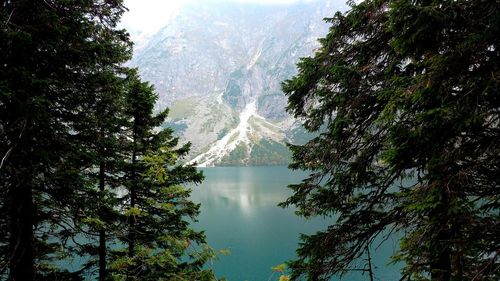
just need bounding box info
[281,0,500,280]
[109,70,219,280]
[72,69,130,281]
[0,0,131,280]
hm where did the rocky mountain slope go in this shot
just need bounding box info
[129,0,347,166]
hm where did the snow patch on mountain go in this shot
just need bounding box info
[129,0,347,165]
[246,46,262,70]
[188,100,259,167]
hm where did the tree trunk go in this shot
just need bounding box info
[98,160,106,281]
[430,240,451,281]
[9,183,34,281]
[430,186,452,281]
[430,231,451,281]
[128,151,137,257]
[128,145,137,258]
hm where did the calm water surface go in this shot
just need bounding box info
[191,166,401,281]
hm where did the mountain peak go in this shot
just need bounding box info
[130,1,346,166]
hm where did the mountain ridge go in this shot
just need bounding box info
[130,0,347,166]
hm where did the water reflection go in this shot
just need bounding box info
[190,167,400,281]
[191,167,298,215]
[189,167,319,280]
[192,183,289,212]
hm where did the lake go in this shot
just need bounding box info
[191,166,401,281]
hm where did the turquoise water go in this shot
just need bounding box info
[191,166,401,281]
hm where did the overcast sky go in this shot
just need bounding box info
[120,0,322,35]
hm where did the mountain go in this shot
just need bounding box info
[129,0,348,166]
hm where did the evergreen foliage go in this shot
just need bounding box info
[74,68,130,280]
[109,70,218,280]
[0,0,130,279]
[282,0,500,280]
[0,1,216,280]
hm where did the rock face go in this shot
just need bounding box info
[130,0,347,166]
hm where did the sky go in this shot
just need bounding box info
[120,0,321,35]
